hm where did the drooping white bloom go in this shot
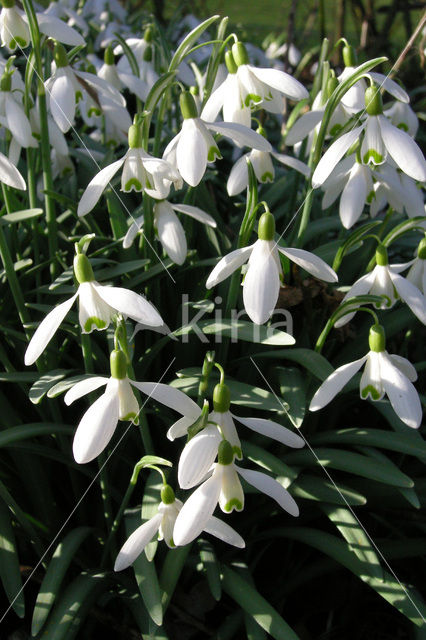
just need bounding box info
[164,91,272,187]
[406,238,426,295]
[265,39,301,68]
[335,244,426,327]
[0,72,37,149]
[123,200,217,265]
[24,253,164,366]
[310,324,422,428]
[114,484,244,571]
[173,439,299,547]
[43,1,88,37]
[227,132,309,196]
[206,211,337,324]
[0,1,30,50]
[0,149,26,189]
[97,45,156,102]
[77,124,180,217]
[384,100,418,138]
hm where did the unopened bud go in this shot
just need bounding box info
[73,253,95,284]
[258,211,275,241]
[369,324,385,352]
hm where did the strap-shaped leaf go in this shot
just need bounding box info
[0,497,25,618]
[291,474,366,506]
[198,539,221,601]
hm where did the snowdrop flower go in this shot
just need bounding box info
[310,324,422,428]
[114,484,244,571]
[0,71,37,149]
[406,237,426,295]
[97,45,155,102]
[335,244,426,327]
[265,39,301,68]
[43,1,88,37]
[206,211,338,324]
[77,123,180,217]
[45,42,125,134]
[24,252,164,366]
[312,84,426,188]
[83,0,126,22]
[178,381,305,491]
[201,43,308,127]
[384,100,418,137]
[0,0,29,50]
[370,165,425,219]
[0,147,25,189]
[227,127,309,196]
[173,439,299,547]
[123,199,216,265]
[163,91,272,187]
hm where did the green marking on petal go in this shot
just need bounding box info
[361,385,381,400]
[124,178,142,192]
[120,412,139,423]
[329,124,342,137]
[84,317,108,332]
[224,498,243,513]
[208,146,221,162]
[397,123,409,132]
[260,172,273,183]
[233,446,243,460]
[88,107,101,117]
[169,538,175,548]
[366,190,375,204]
[244,93,261,107]
[15,36,27,47]
[363,149,383,165]
[75,90,83,102]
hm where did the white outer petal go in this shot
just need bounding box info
[49,69,76,133]
[311,125,365,188]
[122,214,144,249]
[154,201,187,265]
[339,164,368,229]
[206,245,253,289]
[378,115,426,182]
[167,415,199,441]
[369,72,409,103]
[36,13,85,46]
[173,471,222,546]
[236,466,299,516]
[0,151,26,189]
[72,382,120,463]
[278,247,337,282]
[249,65,309,101]
[200,79,227,122]
[94,283,164,327]
[379,353,422,429]
[285,109,324,145]
[233,415,304,448]
[178,425,221,489]
[5,95,36,148]
[114,513,162,571]
[171,204,216,228]
[227,154,249,196]
[388,354,418,382]
[77,158,125,217]
[207,121,272,152]
[130,381,201,419]
[389,271,426,324]
[25,293,78,366]
[243,240,281,325]
[176,119,207,187]
[309,356,368,411]
[203,516,245,548]
[334,270,376,328]
[272,152,310,176]
[64,376,108,405]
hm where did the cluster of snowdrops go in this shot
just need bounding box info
[0,0,425,574]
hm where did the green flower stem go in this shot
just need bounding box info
[365,209,394,273]
[0,185,31,333]
[100,479,135,566]
[198,351,215,405]
[315,304,380,353]
[22,0,57,279]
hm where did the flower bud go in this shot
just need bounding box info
[180,91,198,120]
[213,383,230,413]
[128,123,143,149]
[365,85,383,116]
[218,440,234,465]
[110,349,127,379]
[369,324,386,352]
[232,41,249,67]
[161,484,175,504]
[342,44,357,67]
[375,244,388,266]
[225,50,237,74]
[73,253,95,284]
[417,237,426,260]
[258,211,275,241]
[104,45,115,66]
[53,42,69,68]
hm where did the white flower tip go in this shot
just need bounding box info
[114,554,130,572]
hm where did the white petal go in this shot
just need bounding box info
[369,72,409,103]
[173,472,222,546]
[243,241,280,324]
[389,271,426,324]
[378,115,426,182]
[380,353,422,429]
[249,66,309,101]
[285,110,324,145]
[94,283,164,327]
[118,72,150,101]
[309,356,368,410]
[203,516,245,548]
[72,386,120,463]
[130,381,201,419]
[123,214,144,249]
[5,95,36,148]
[177,119,207,187]
[236,466,299,516]
[77,158,125,217]
[360,351,384,400]
[49,70,76,134]
[339,164,368,229]
[206,245,253,289]
[178,425,221,489]
[25,293,78,366]
[233,415,304,448]
[114,513,162,571]
[171,204,216,228]
[155,201,187,265]
[0,151,26,190]
[312,125,365,188]
[278,247,337,282]
[166,415,198,440]
[334,270,377,328]
[361,116,385,166]
[200,80,227,122]
[64,376,108,405]
[207,121,272,152]
[227,154,249,196]
[388,354,418,382]
[36,13,85,46]
[272,152,310,176]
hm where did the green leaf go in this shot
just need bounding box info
[242,440,299,488]
[221,565,300,640]
[159,545,191,611]
[332,220,382,271]
[1,208,43,223]
[322,505,382,580]
[276,366,306,427]
[169,15,219,71]
[47,374,96,398]
[142,71,176,138]
[0,371,39,383]
[0,497,25,618]
[29,369,71,404]
[0,423,73,447]
[31,527,92,635]
[253,348,334,380]
[39,572,108,639]
[382,216,426,247]
[125,512,163,626]
[310,428,426,460]
[284,447,414,487]
[198,539,221,601]
[291,474,366,506]
[141,471,162,562]
[198,319,295,345]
